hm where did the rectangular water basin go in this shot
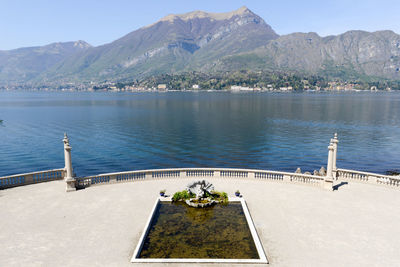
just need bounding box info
[131,197,268,264]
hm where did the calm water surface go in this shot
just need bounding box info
[0,91,399,176]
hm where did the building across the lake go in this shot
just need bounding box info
[157,84,167,91]
[231,85,253,91]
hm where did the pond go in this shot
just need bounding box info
[136,201,262,260]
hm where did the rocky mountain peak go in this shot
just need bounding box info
[235,6,251,14]
[158,6,257,23]
[73,40,91,49]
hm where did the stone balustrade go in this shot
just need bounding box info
[3,134,398,192]
[117,172,146,181]
[289,174,324,185]
[2,167,398,191]
[186,170,214,177]
[74,167,326,190]
[152,170,180,178]
[337,168,400,188]
[220,170,248,178]
[255,172,284,180]
[0,169,65,189]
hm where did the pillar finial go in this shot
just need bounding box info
[63,133,69,145]
[328,140,334,148]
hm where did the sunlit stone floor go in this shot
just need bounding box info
[1,178,399,267]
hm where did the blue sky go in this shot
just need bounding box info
[1,0,399,50]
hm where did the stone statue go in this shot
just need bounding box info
[186,180,214,199]
[319,166,326,176]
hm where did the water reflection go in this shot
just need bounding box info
[184,203,215,224]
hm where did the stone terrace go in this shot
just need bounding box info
[1,178,400,267]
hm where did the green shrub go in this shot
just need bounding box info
[172,191,182,201]
[172,189,228,203]
[211,191,228,203]
[172,190,192,201]
[221,192,228,199]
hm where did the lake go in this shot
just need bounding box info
[0,91,399,177]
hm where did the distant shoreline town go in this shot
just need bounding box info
[1,82,396,93]
[1,71,399,92]
[87,81,394,93]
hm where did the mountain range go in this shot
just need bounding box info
[1,6,400,85]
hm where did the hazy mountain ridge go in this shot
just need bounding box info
[1,7,400,85]
[0,41,91,83]
[211,30,400,80]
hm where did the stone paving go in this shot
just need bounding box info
[1,178,400,266]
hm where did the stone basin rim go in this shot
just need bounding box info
[131,197,268,264]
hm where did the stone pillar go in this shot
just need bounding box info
[331,133,339,178]
[63,133,76,192]
[324,141,334,190]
